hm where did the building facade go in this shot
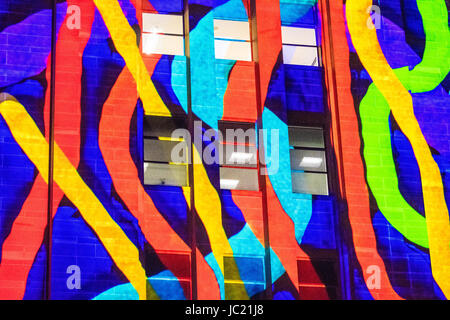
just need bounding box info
[0,0,449,300]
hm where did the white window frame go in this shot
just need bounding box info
[143,116,189,187]
[289,126,329,195]
[281,26,321,67]
[141,12,185,56]
[218,121,259,191]
[214,19,252,61]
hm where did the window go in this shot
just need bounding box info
[289,126,328,195]
[281,26,320,66]
[218,121,259,191]
[143,116,188,187]
[214,19,252,61]
[142,12,185,56]
[224,256,265,300]
[150,252,192,299]
[297,259,338,300]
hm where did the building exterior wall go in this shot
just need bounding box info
[324,0,450,300]
[0,0,448,300]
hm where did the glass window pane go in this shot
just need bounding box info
[219,121,256,145]
[221,144,257,168]
[282,45,319,66]
[156,253,191,279]
[290,149,326,172]
[225,282,265,300]
[144,162,188,187]
[289,126,324,148]
[297,259,323,285]
[214,19,250,41]
[144,116,186,138]
[215,40,252,61]
[148,278,190,299]
[298,285,333,300]
[224,256,265,283]
[144,139,187,163]
[292,171,328,195]
[142,13,184,35]
[219,167,259,191]
[281,26,316,46]
[142,33,185,56]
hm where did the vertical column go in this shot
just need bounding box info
[249,0,276,300]
[183,0,198,301]
[45,0,58,300]
[252,0,298,299]
[187,0,225,300]
[317,0,351,300]
[47,0,97,299]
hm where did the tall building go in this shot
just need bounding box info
[0,0,449,300]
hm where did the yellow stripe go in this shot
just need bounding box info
[182,187,191,209]
[346,0,450,297]
[159,137,184,142]
[94,0,247,297]
[192,148,248,299]
[0,97,152,300]
[93,0,170,116]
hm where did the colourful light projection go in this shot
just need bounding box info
[0,0,448,300]
[345,0,450,299]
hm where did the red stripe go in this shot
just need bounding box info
[242,0,250,18]
[98,63,219,299]
[319,0,402,299]
[232,179,328,298]
[223,61,258,122]
[0,1,95,299]
[254,0,283,113]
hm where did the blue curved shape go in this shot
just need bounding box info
[205,223,286,300]
[262,108,313,245]
[0,3,67,88]
[172,0,246,129]
[93,270,186,300]
[372,211,445,300]
[280,0,317,26]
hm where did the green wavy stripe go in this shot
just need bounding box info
[359,0,450,248]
